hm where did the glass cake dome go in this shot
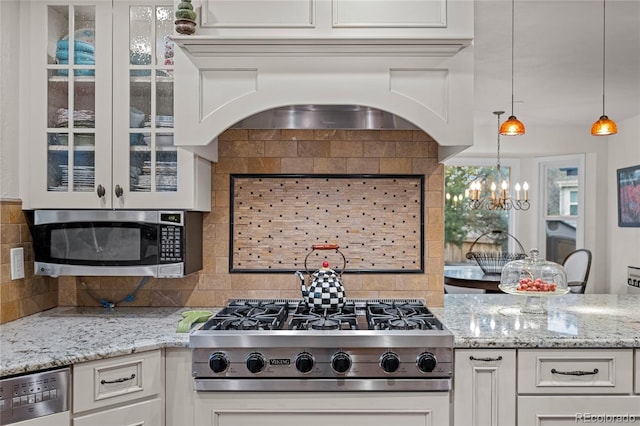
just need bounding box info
[499,249,569,314]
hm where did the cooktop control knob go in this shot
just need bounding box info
[295,352,315,373]
[417,352,437,373]
[331,352,352,374]
[208,352,229,373]
[246,352,266,374]
[380,352,400,373]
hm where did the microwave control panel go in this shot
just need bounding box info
[160,225,183,263]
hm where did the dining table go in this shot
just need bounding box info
[444,264,505,293]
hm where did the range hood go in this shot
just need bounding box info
[229,104,419,130]
[171,0,475,163]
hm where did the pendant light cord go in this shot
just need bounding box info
[496,112,502,172]
[510,0,515,116]
[601,0,606,116]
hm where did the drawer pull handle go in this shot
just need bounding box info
[101,373,136,384]
[469,355,503,362]
[551,368,599,376]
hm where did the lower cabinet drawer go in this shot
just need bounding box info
[73,350,163,413]
[518,395,640,425]
[73,397,163,426]
[518,349,634,394]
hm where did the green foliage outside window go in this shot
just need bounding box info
[444,166,510,258]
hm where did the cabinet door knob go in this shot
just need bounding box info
[96,184,106,198]
[114,184,124,198]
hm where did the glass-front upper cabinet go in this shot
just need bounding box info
[112,1,195,209]
[26,0,209,210]
[29,0,112,208]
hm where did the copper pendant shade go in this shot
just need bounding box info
[591,115,618,136]
[501,0,525,136]
[500,115,526,136]
[591,0,617,136]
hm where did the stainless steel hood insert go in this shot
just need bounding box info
[230,104,419,130]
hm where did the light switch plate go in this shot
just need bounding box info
[10,247,25,280]
[628,266,640,288]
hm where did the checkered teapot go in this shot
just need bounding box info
[295,244,347,309]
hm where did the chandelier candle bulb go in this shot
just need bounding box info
[515,183,521,200]
[523,182,529,201]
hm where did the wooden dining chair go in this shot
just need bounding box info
[562,249,592,294]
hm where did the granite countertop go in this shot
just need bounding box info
[2,295,640,377]
[0,306,196,377]
[435,294,640,348]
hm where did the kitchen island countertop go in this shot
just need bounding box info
[2,295,640,377]
[433,294,640,348]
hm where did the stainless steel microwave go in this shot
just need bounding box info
[33,210,203,278]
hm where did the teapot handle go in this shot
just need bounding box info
[304,245,347,276]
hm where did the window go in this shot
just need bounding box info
[444,161,518,265]
[537,155,585,263]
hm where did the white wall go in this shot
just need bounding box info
[607,115,640,293]
[0,0,20,199]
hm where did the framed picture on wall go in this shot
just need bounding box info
[617,165,640,227]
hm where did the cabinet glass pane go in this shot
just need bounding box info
[48,133,68,192]
[74,79,96,129]
[157,134,177,192]
[131,70,152,125]
[73,135,96,192]
[131,135,152,192]
[130,7,153,66]
[48,70,69,128]
[156,7,174,66]
[72,6,96,77]
[156,70,174,118]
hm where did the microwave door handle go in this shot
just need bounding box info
[90,226,103,253]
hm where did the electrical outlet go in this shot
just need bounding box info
[628,266,640,288]
[10,247,25,280]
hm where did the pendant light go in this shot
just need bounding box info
[500,0,525,136]
[468,111,530,211]
[591,0,618,136]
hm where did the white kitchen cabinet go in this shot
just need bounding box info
[453,349,516,426]
[190,0,473,41]
[72,350,164,426]
[517,396,640,425]
[73,398,162,426]
[165,348,195,426]
[194,392,450,426]
[23,0,210,210]
[517,349,640,425]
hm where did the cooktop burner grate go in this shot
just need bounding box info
[366,301,444,331]
[202,300,289,330]
[289,302,358,330]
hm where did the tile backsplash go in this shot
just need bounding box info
[3,129,445,321]
[0,200,57,323]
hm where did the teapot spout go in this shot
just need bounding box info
[295,271,308,297]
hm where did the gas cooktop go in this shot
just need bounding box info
[197,299,446,331]
[190,299,453,392]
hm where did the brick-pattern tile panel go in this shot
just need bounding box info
[231,175,423,272]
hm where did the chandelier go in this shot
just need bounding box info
[468,111,530,211]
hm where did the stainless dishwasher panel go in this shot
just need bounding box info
[0,367,70,425]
